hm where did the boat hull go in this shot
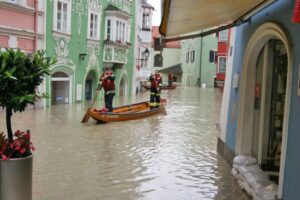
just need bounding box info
[88,99,167,123]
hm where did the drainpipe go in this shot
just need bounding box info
[34,0,38,50]
[198,33,203,87]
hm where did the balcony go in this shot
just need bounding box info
[103,39,131,64]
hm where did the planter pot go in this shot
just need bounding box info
[0,155,33,200]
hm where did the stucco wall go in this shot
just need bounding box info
[225,0,300,199]
[181,35,217,87]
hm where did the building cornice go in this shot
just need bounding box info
[52,30,72,40]
[0,25,44,39]
[0,1,44,16]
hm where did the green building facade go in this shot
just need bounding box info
[45,0,136,106]
[181,35,217,88]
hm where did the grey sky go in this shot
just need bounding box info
[147,0,161,26]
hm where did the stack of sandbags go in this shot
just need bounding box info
[231,155,278,200]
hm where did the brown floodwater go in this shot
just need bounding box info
[0,87,249,200]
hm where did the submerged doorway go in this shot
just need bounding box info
[236,22,293,198]
[119,75,127,96]
[252,40,287,183]
[51,72,70,105]
[85,71,97,101]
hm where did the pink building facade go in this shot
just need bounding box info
[0,0,45,53]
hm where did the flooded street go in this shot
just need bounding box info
[0,87,249,200]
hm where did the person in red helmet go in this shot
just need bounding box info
[99,68,115,112]
[148,70,162,109]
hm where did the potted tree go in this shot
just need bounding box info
[0,48,54,200]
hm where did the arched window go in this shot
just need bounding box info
[154,54,163,67]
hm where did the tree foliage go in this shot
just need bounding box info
[0,49,55,140]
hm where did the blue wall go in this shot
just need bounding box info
[225,0,300,199]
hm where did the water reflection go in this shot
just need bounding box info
[0,87,249,200]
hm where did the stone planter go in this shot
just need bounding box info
[0,155,33,200]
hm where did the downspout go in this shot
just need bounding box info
[34,0,38,50]
[198,33,203,87]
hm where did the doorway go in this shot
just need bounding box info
[119,75,127,96]
[252,40,287,183]
[236,22,293,198]
[51,72,70,105]
[85,70,97,100]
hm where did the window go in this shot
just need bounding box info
[54,0,71,34]
[105,11,130,43]
[154,54,163,67]
[154,38,161,51]
[186,52,189,63]
[142,13,150,29]
[218,57,227,73]
[106,19,111,40]
[113,20,127,42]
[190,50,195,63]
[88,11,100,39]
[219,30,228,42]
[209,50,217,63]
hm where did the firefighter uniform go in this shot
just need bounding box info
[100,70,115,112]
[148,73,162,109]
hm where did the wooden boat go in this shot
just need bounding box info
[142,83,177,90]
[88,99,167,123]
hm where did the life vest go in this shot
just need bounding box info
[101,74,115,91]
[149,75,161,89]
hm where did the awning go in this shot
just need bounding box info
[159,0,275,41]
[158,63,182,74]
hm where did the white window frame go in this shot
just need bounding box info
[105,17,112,40]
[87,10,100,40]
[53,0,72,34]
[218,56,227,73]
[105,16,130,43]
[219,30,228,42]
[142,13,150,28]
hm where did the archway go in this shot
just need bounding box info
[236,22,293,198]
[119,74,128,97]
[51,71,70,105]
[84,70,98,100]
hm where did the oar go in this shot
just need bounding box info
[81,84,102,123]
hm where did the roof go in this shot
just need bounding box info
[158,63,182,74]
[104,4,131,17]
[141,0,154,10]
[152,26,181,49]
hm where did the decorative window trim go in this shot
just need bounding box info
[53,0,72,35]
[105,17,112,40]
[105,16,130,43]
[87,9,100,40]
